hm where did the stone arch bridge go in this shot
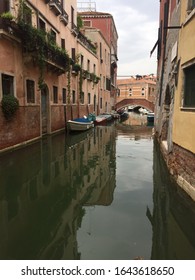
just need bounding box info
[115,98,154,112]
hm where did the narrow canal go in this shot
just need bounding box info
[0,113,195,260]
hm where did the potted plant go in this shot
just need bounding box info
[0,11,14,21]
[72,63,81,75]
[1,94,19,120]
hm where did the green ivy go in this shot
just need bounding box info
[1,95,19,120]
[0,11,14,20]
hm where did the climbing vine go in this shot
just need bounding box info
[67,60,71,104]
[17,0,70,90]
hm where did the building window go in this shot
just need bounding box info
[39,18,46,32]
[61,39,65,50]
[26,79,35,103]
[49,29,56,44]
[100,97,103,109]
[87,59,90,72]
[71,6,74,29]
[106,78,111,91]
[187,0,195,11]
[72,90,76,103]
[53,86,58,103]
[141,88,145,96]
[2,74,14,96]
[71,48,76,62]
[80,91,84,104]
[129,88,132,96]
[100,43,102,61]
[81,55,84,69]
[62,88,66,104]
[100,74,102,88]
[183,64,195,107]
[94,95,96,111]
[83,20,91,27]
[88,93,91,104]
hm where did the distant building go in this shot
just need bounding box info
[117,75,156,104]
[78,10,118,111]
[80,27,111,113]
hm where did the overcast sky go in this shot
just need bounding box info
[79,0,160,77]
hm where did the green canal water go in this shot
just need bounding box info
[0,113,195,260]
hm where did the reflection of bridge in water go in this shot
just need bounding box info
[116,112,154,140]
[116,98,154,112]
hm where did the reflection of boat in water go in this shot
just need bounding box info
[66,129,93,148]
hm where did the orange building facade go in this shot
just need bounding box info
[0,0,117,152]
[117,75,156,105]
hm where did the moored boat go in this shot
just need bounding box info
[67,117,94,132]
[120,111,129,120]
[94,115,107,125]
[94,113,113,125]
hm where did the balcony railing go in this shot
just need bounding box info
[60,9,68,25]
[71,22,79,37]
[45,0,62,16]
[43,44,69,74]
[77,32,96,54]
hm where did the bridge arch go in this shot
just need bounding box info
[115,98,154,112]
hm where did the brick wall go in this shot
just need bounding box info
[0,106,40,150]
[51,105,65,132]
[167,144,195,188]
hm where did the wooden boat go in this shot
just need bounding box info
[139,107,148,114]
[117,109,129,121]
[120,111,129,120]
[94,114,112,125]
[102,113,113,121]
[67,117,94,132]
[94,115,107,125]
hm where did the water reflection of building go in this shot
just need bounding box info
[0,126,116,260]
[149,140,195,259]
[84,126,116,206]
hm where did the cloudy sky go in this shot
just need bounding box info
[79,0,160,77]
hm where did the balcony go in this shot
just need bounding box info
[111,53,118,68]
[60,10,68,25]
[78,32,97,54]
[46,0,62,16]
[44,44,69,74]
[71,23,79,37]
[0,17,21,41]
[18,22,70,75]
